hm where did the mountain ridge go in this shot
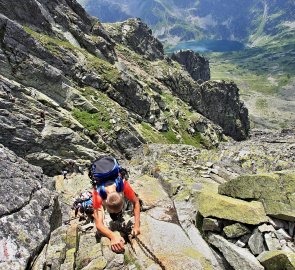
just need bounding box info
[79,0,295,46]
[0,0,294,269]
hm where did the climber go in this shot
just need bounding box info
[40,110,45,123]
[89,156,140,253]
[61,169,68,179]
[72,191,94,222]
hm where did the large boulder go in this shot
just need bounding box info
[219,171,295,221]
[171,50,210,82]
[208,233,264,270]
[258,251,295,270]
[0,144,61,269]
[198,192,268,225]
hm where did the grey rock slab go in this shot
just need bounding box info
[208,233,264,270]
[0,145,60,269]
[76,232,107,270]
[248,229,265,255]
[174,200,226,270]
[137,214,208,270]
[264,232,282,251]
[258,224,276,233]
[275,228,292,241]
[202,218,222,232]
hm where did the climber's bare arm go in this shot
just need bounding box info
[93,208,125,253]
[131,196,140,236]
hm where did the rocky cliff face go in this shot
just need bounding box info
[0,0,257,269]
[0,0,249,175]
[0,144,61,268]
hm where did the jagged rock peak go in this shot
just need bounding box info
[104,18,164,61]
[171,49,210,83]
[199,81,250,140]
[0,0,117,63]
[0,0,93,33]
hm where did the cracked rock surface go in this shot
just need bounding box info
[0,144,61,268]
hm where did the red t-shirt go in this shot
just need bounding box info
[92,180,136,209]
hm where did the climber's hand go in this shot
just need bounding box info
[110,235,125,253]
[131,226,140,237]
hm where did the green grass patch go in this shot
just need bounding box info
[162,129,178,143]
[72,108,111,132]
[181,132,202,148]
[137,122,171,144]
[255,98,268,110]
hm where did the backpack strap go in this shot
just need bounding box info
[97,176,124,200]
[99,183,107,200]
[115,176,124,193]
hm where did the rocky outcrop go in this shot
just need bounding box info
[198,192,268,225]
[196,128,295,176]
[219,171,295,221]
[0,4,230,172]
[171,50,210,82]
[104,18,164,61]
[129,140,295,269]
[1,0,295,269]
[159,70,249,140]
[197,81,250,140]
[0,0,253,173]
[196,169,295,269]
[33,165,225,270]
[0,144,61,269]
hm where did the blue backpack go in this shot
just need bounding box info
[73,191,93,216]
[89,156,126,199]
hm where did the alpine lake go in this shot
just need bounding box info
[165,39,245,54]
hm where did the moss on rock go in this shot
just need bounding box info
[219,171,295,221]
[258,251,295,270]
[198,192,268,225]
[223,223,250,238]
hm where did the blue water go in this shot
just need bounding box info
[166,40,245,53]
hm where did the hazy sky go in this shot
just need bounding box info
[77,0,89,6]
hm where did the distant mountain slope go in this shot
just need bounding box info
[78,0,295,45]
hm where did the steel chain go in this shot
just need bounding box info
[133,236,166,270]
[104,220,166,270]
